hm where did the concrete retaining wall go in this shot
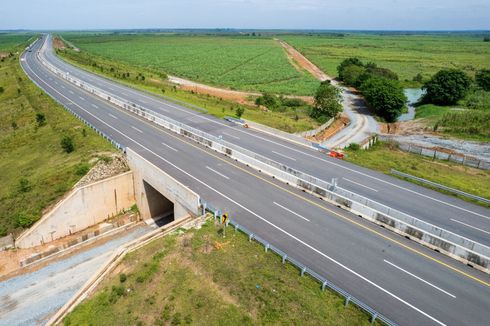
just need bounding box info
[126,148,201,223]
[15,172,135,248]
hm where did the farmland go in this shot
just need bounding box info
[283,33,490,87]
[0,34,115,236]
[0,33,34,51]
[61,33,320,96]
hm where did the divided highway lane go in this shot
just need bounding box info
[41,35,490,246]
[22,37,490,326]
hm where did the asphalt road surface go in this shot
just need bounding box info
[18,35,490,326]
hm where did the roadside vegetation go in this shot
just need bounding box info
[283,33,490,88]
[63,220,376,326]
[56,36,322,133]
[344,142,490,204]
[60,33,320,96]
[0,34,115,236]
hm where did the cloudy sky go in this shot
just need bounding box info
[1,0,489,30]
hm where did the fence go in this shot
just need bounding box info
[391,170,490,205]
[36,38,490,269]
[200,199,396,326]
[379,137,490,170]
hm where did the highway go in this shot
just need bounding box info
[20,35,490,325]
[41,35,490,248]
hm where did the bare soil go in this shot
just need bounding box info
[306,115,350,142]
[52,37,65,51]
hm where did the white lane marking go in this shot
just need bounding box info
[131,126,143,133]
[450,219,490,235]
[222,131,240,140]
[54,81,58,85]
[79,96,85,101]
[206,166,230,180]
[342,178,378,192]
[44,40,487,219]
[109,114,118,120]
[91,104,99,109]
[161,142,178,152]
[68,90,74,94]
[272,150,296,161]
[384,260,456,298]
[273,202,310,222]
[24,61,447,326]
[61,85,65,89]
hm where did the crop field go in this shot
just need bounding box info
[283,33,490,86]
[61,33,320,95]
[0,40,114,236]
[0,33,34,51]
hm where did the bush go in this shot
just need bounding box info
[347,143,360,151]
[422,69,472,105]
[0,86,4,93]
[464,90,490,111]
[18,178,32,193]
[35,113,46,127]
[255,93,279,109]
[475,69,490,91]
[119,273,127,283]
[235,106,245,118]
[16,212,37,228]
[61,135,75,153]
[337,57,364,81]
[75,163,90,176]
[361,77,406,122]
[342,64,366,86]
[281,98,305,107]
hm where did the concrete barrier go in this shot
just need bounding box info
[126,148,201,223]
[15,172,135,248]
[38,42,489,272]
[242,119,317,148]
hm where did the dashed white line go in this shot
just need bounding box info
[384,260,456,298]
[61,85,65,89]
[131,126,143,133]
[206,166,230,180]
[342,178,378,192]
[450,219,490,235]
[91,104,99,109]
[222,131,240,140]
[272,150,296,161]
[161,142,178,152]
[109,114,118,120]
[79,96,85,101]
[273,202,310,222]
[68,90,74,94]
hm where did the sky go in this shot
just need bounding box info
[1,0,489,31]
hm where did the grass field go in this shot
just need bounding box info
[345,142,490,204]
[57,42,320,133]
[63,220,376,326]
[0,34,34,52]
[283,33,490,87]
[0,34,115,236]
[61,33,320,96]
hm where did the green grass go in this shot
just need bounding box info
[0,33,35,52]
[63,220,377,326]
[345,142,490,204]
[61,33,321,96]
[57,43,320,133]
[283,33,490,87]
[0,39,115,236]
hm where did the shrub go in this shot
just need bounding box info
[475,69,490,91]
[119,273,127,283]
[235,106,245,118]
[347,143,360,151]
[281,98,305,107]
[422,69,472,105]
[0,86,4,93]
[464,90,490,111]
[16,212,37,228]
[255,93,279,109]
[75,163,90,176]
[61,135,75,153]
[337,57,364,81]
[35,113,46,127]
[18,178,31,193]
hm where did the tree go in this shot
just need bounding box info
[422,69,472,105]
[35,113,46,127]
[413,73,424,83]
[61,135,75,153]
[337,57,364,81]
[475,69,490,91]
[235,106,245,118]
[342,65,366,87]
[360,77,406,122]
[311,81,342,122]
[255,93,279,109]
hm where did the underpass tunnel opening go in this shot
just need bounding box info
[143,180,174,226]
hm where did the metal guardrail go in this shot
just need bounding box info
[200,199,396,326]
[36,38,490,260]
[391,170,490,205]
